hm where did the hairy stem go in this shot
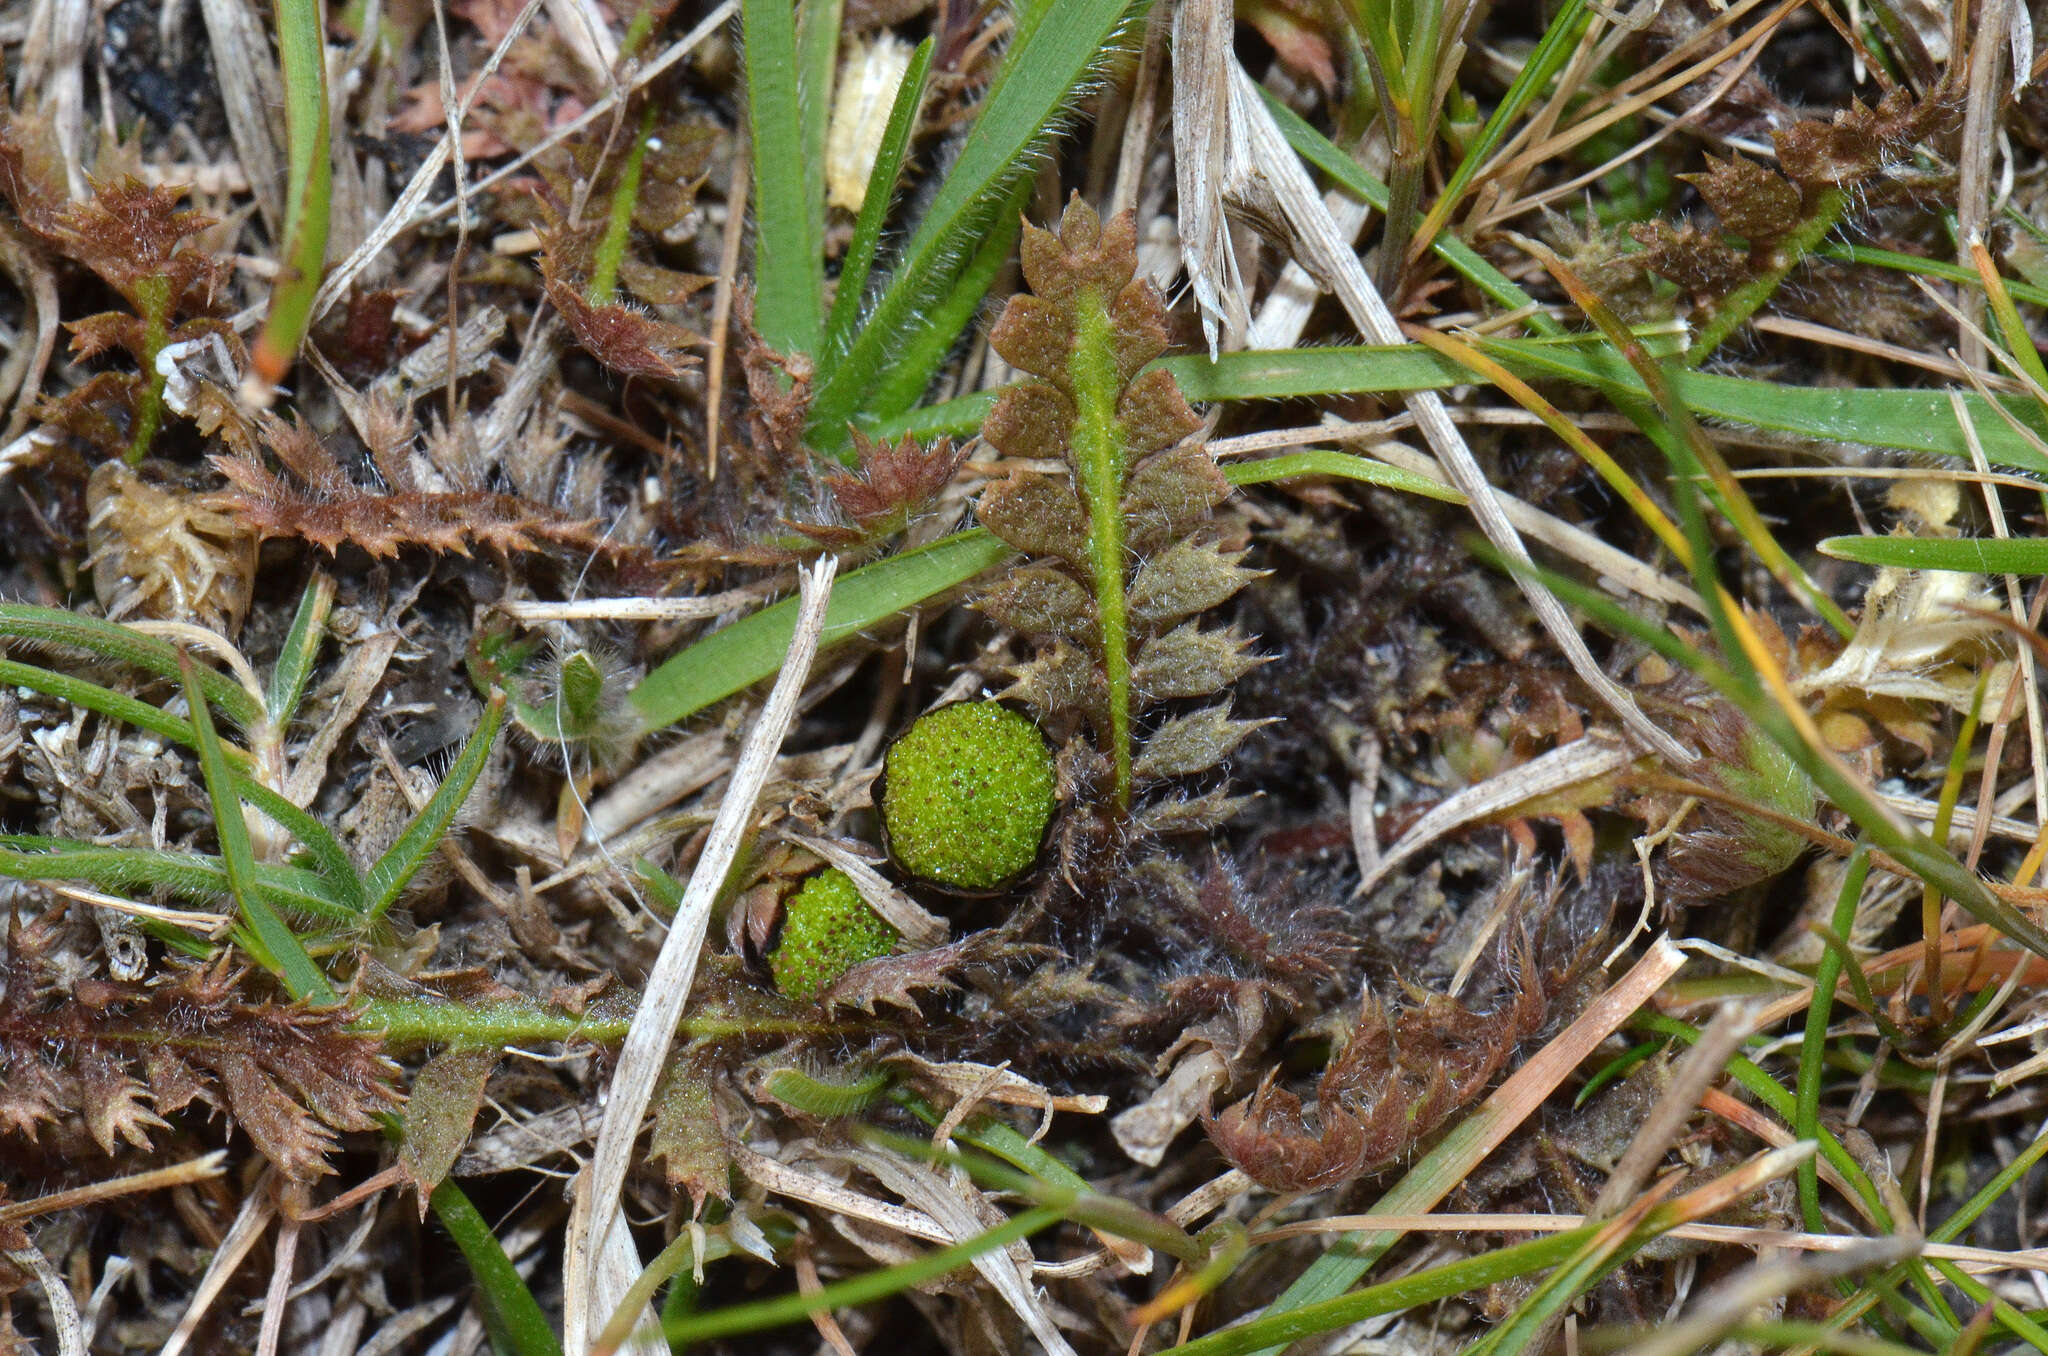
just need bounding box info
[1067,290,1132,812]
[587,104,656,307]
[1684,186,1845,367]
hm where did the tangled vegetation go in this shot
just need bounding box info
[4,0,2048,1351]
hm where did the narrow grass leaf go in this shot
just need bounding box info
[744,0,825,356]
[1819,534,2048,573]
[181,652,335,1005]
[863,181,1027,422]
[664,1207,1066,1344]
[805,0,1135,440]
[823,37,933,357]
[0,604,263,729]
[1797,849,1870,1232]
[362,693,505,921]
[0,835,358,925]
[236,779,363,910]
[1818,241,2048,308]
[629,530,1013,731]
[1407,0,1590,263]
[265,573,333,729]
[249,0,332,385]
[1222,449,1463,501]
[0,657,232,764]
[431,1179,564,1356]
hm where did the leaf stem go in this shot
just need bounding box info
[1685,186,1846,367]
[1068,290,1132,812]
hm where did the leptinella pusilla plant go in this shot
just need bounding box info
[977,199,1264,830]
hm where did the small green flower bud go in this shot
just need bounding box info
[770,869,897,1001]
[881,702,1056,891]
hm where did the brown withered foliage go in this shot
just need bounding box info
[528,111,718,382]
[208,410,640,561]
[0,118,238,458]
[1632,87,1958,310]
[978,199,1265,831]
[1205,947,1548,1191]
[0,912,399,1181]
[793,430,969,551]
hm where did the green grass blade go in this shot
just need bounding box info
[182,653,335,1005]
[250,0,332,386]
[1485,340,2048,474]
[0,604,263,729]
[235,779,363,910]
[1819,535,2048,573]
[1408,0,1590,264]
[0,657,241,765]
[664,1207,1066,1345]
[430,1179,564,1356]
[862,181,1028,422]
[804,0,1136,441]
[745,0,827,357]
[629,530,1014,731]
[1818,242,2048,308]
[0,835,357,925]
[866,338,2048,471]
[1224,450,1464,501]
[823,38,933,358]
[362,694,505,921]
[1797,849,1870,1233]
[265,573,334,729]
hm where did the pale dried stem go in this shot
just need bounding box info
[566,558,838,1354]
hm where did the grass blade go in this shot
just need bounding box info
[664,1207,1066,1345]
[0,605,263,729]
[1406,0,1590,264]
[823,37,934,358]
[629,530,1013,731]
[1222,450,1463,501]
[1796,849,1870,1233]
[266,573,334,729]
[236,779,364,910]
[0,657,243,764]
[744,0,828,357]
[0,835,358,925]
[1819,534,2048,573]
[863,180,1027,421]
[804,0,1136,444]
[430,1179,564,1356]
[361,694,505,921]
[249,0,332,386]
[181,652,336,1005]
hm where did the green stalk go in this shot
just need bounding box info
[251,0,333,385]
[1796,849,1869,1233]
[1684,187,1846,367]
[587,104,657,307]
[182,653,336,1005]
[430,1179,563,1356]
[125,277,172,463]
[1069,292,1133,811]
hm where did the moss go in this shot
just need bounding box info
[881,702,1056,891]
[769,868,898,1002]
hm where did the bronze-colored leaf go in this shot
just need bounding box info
[398,1047,502,1215]
[1682,155,1802,243]
[1132,703,1265,782]
[979,566,1098,643]
[1128,540,1260,631]
[1132,623,1263,705]
[977,470,1089,563]
[1122,443,1230,554]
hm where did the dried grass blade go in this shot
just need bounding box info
[566,558,838,1354]
[1221,59,1693,766]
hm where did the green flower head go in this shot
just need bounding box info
[881,702,1057,891]
[770,868,898,1002]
